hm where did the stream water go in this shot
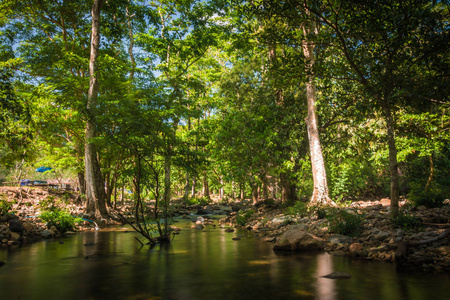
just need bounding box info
[0,218,449,300]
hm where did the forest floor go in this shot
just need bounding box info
[0,186,449,273]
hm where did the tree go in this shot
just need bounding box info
[84,0,108,219]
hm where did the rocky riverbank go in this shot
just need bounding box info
[222,198,450,273]
[1,186,449,273]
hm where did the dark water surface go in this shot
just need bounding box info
[0,219,449,300]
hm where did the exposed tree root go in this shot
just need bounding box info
[395,227,450,265]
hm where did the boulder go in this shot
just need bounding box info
[273,226,324,252]
[8,219,23,233]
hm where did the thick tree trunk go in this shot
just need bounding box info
[381,99,399,219]
[301,19,334,206]
[85,0,108,219]
[280,172,297,203]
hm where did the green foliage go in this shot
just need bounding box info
[185,196,211,206]
[235,210,254,226]
[393,211,421,230]
[285,201,308,217]
[39,209,82,233]
[0,196,12,214]
[409,183,446,208]
[325,208,363,236]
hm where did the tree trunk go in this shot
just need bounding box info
[77,171,86,196]
[85,0,108,219]
[301,18,334,206]
[202,170,210,199]
[184,172,190,200]
[219,176,224,201]
[164,154,171,204]
[191,175,196,197]
[381,99,399,219]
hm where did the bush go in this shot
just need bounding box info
[40,209,82,232]
[409,183,446,208]
[326,208,363,236]
[185,196,211,206]
[393,211,421,230]
[0,196,12,214]
[285,201,308,217]
[236,210,255,226]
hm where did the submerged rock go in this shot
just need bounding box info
[321,272,351,279]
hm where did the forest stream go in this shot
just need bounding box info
[0,217,449,300]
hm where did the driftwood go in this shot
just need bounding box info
[395,227,450,264]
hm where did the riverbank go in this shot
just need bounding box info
[1,186,449,273]
[223,198,450,273]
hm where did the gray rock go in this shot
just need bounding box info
[328,234,351,244]
[41,230,54,238]
[8,219,23,233]
[373,230,390,241]
[321,272,351,279]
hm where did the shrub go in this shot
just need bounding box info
[285,201,308,217]
[326,208,363,236]
[40,209,82,232]
[185,196,211,206]
[393,211,421,230]
[0,196,12,214]
[236,210,255,226]
[409,183,446,208]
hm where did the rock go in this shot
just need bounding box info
[41,230,54,238]
[171,226,181,232]
[321,272,351,279]
[197,208,213,215]
[232,237,241,241]
[8,219,23,233]
[0,213,18,222]
[373,230,390,241]
[273,226,324,252]
[65,231,76,235]
[225,228,235,232]
[10,232,21,241]
[22,222,36,232]
[349,243,364,254]
[328,234,351,244]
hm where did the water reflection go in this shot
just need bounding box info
[0,220,449,300]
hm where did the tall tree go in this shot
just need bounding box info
[85,0,108,219]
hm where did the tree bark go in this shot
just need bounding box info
[202,170,210,199]
[301,16,334,206]
[381,98,399,219]
[85,0,108,219]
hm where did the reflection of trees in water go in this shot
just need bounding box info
[316,253,336,300]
